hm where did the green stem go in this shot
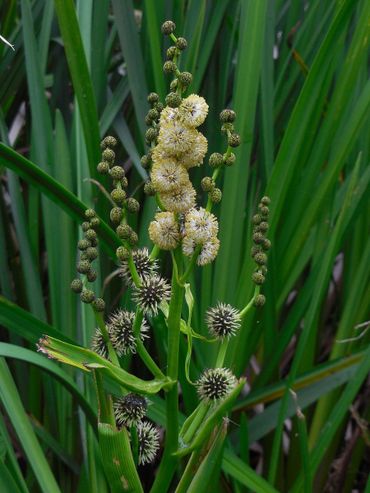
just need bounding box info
[180,245,201,283]
[127,253,141,287]
[215,339,229,368]
[182,402,209,444]
[240,286,260,318]
[150,244,160,260]
[150,249,184,492]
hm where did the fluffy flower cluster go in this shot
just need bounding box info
[182,207,220,265]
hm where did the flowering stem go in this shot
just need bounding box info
[215,338,229,368]
[127,252,141,287]
[150,249,184,492]
[93,309,120,366]
[180,245,201,283]
[181,401,209,444]
[133,308,165,379]
[240,286,260,318]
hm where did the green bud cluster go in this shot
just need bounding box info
[71,208,105,311]
[97,136,117,175]
[251,197,271,299]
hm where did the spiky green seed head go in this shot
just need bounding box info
[80,289,95,304]
[111,188,126,205]
[110,207,123,224]
[110,165,125,180]
[201,177,215,192]
[209,152,223,168]
[176,37,187,50]
[196,368,237,402]
[161,20,176,35]
[206,303,241,339]
[71,278,83,293]
[97,161,110,174]
[114,394,147,428]
[223,152,236,166]
[252,271,265,285]
[116,246,130,261]
[101,136,117,149]
[178,71,192,86]
[133,275,171,316]
[120,248,157,286]
[126,198,140,214]
[147,92,159,104]
[209,188,222,204]
[165,92,182,108]
[163,60,177,74]
[116,224,132,240]
[137,421,160,465]
[219,109,236,123]
[254,294,266,307]
[77,260,91,274]
[91,328,108,358]
[92,298,105,312]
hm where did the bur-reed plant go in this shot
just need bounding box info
[0,1,370,492]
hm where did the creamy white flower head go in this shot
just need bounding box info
[149,211,180,250]
[160,183,196,213]
[197,236,220,266]
[179,131,208,169]
[182,235,196,257]
[179,94,209,127]
[159,106,179,124]
[184,207,218,244]
[158,120,198,155]
[151,160,190,193]
[151,145,174,164]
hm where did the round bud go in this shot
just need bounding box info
[145,127,158,143]
[145,115,152,126]
[81,221,90,232]
[85,229,97,241]
[170,79,178,91]
[228,133,241,148]
[155,102,164,112]
[97,161,110,174]
[252,272,265,285]
[128,231,138,246]
[144,181,156,196]
[71,278,83,293]
[201,176,215,192]
[78,239,90,251]
[209,152,223,168]
[116,246,130,261]
[147,108,159,121]
[251,245,262,257]
[85,209,96,220]
[77,260,91,274]
[163,61,177,74]
[161,20,176,35]
[111,188,126,205]
[86,247,98,261]
[165,92,182,108]
[89,238,98,247]
[262,239,271,251]
[141,154,150,169]
[110,165,125,180]
[92,298,105,312]
[220,109,236,123]
[254,294,266,307]
[209,188,222,204]
[126,198,140,213]
[254,252,267,266]
[87,269,97,282]
[166,46,177,60]
[102,148,115,162]
[261,196,271,205]
[120,177,129,188]
[80,289,95,304]
[258,221,269,233]
[116,224,132,240]
[110,207,123,224]
[176,37,187,50]
[259,205,270,217]
[147,92,159,104]
[178,71,192,86]
[101,136,117,149]
[90,217,100,229]
[252,214,262,225]
[223,152,236,166]
[253,232,265,245]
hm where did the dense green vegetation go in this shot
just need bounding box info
[0,1,369,492]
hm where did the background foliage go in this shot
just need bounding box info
[0,0,369,492]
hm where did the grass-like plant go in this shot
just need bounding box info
[0,1,369,492]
